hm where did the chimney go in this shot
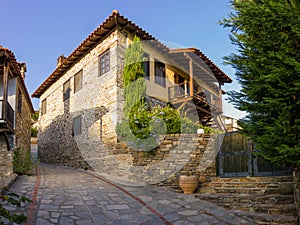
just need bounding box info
[57,54,66,67]
[18,62,27,80]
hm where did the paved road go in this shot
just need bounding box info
[3,164,253,225]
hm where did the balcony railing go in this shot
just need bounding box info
[168,82,222,112]
[168,82,191,100]
[0,100,15,129]
[202,89,222,112]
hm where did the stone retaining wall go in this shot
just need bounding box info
[0,135,13,189]
[293,169,300,223]
[153,134,219,191]
[111,134,219,190]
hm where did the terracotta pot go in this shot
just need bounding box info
[179,175,198,194]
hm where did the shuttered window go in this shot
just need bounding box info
[63,79,71,101]
[74,70,83,93]
[99,50,110,76]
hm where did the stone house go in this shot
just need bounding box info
[32,10,232,168]
[0,47,34,187]
[221,115,240,132]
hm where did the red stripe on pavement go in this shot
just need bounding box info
[84,171,172,225]
[26,166,41,225]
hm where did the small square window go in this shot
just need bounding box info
[74,70,83,93]
[99,50,110,76]
[41,98,47,115]
[72,115,82,136]
[63,79,71,101]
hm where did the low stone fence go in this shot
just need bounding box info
[154,134,220,192]
[112,133,220,191]
[0,135,15,190]
[293,169,300,223]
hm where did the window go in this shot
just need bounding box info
[155,60,166,87]
[143,53,150,80]
[99,50,110,76]
[41,98,47,115]
[17,89,22,113]
[74,70,83,93]
[63,79,71,101]
[72,115,82,136]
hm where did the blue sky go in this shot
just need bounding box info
[0,0,246,119]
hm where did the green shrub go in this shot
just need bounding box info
[198,124,222,134]
[12,147,37,175]
[116,104,215,152]
[31,111,39,121]
[152,106,181,134]
[181,117,199,133]
[0,192,31,224]
[31,127,38,137]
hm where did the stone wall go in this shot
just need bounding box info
[38,29,126,167]
[15,84,32,150]
[153,134,218,190]
[1,81,32,189]
[109,134,219,189]
[0,135,13,188]
[293,169,300,223]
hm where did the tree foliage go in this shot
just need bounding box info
[222,0,300,166]
[13,147,37,175]
[123,36,146,117]
[31,111,39,121]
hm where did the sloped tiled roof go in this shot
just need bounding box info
[0,47,34,113]
[32,10,231,98]
[170,48,232,84]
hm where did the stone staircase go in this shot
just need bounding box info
[196,176,298,224]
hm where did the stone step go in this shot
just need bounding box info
[232,210,298,225]
[196,193,295,204]
[254,203,296,215]
[196,193,296,216]
[213,187,291,195]
[211,181,294,189]
[200,182,293,195]
[211,176,293,183]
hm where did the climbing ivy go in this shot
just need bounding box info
[123,36,146,118]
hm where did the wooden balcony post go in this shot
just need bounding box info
[184,81,188,97]
[219,82,223,111]
[2,64,8,120]
[189,59,194,97]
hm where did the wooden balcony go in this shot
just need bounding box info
[168,82,222,115]
[0,100,15,132]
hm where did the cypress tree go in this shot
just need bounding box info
[222,0,300,167]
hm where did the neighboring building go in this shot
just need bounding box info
[0,47,34,186]
[32,11,232,168]
[221,115,241,132]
